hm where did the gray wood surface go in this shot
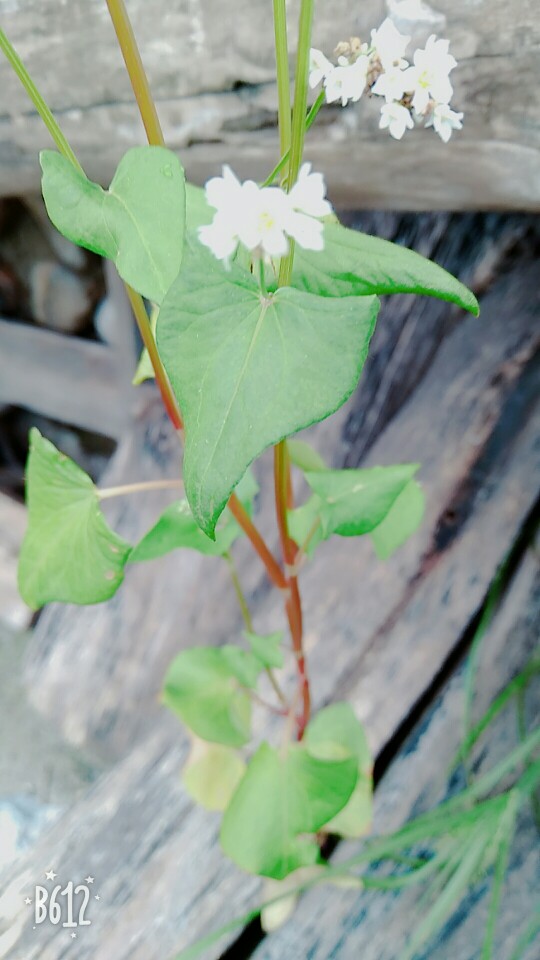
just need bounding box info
[1,216,537,959]
[0,1,539,209]
[0,492,28,630]
[253,549,540,960]
[0,318,133,439]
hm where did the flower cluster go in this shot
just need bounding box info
[199,163,332,265]
[310,18,463,142]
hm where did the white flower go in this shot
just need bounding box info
[324,55,369,106]
[199,164,331,263]
[370,18,410,70]
[372,65,409,102]
[309,48,334,89]
[379,101,414,140]
[425,102,464,142]
[402,35,457,115]
[288,162,333,218]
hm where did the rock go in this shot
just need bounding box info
[24,194,88,272]
[29,260,96,334]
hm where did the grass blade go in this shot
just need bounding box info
[481,792,519,959]
[508,905,540,960]
[453,657,540,770]
[400,828,490,960]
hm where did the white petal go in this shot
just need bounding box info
[261,225,290,258]
[309,48,334,88]
[289,164,332,218]
[198,216,238,261]
[285,211,325,251]
[204,165,242,212]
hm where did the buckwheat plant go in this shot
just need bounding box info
[1,0,478,924]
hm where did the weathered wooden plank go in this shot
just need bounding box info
[253,548,540,960]
[22,212,537,757]
[0,317,133,438]
[4,233,538,957]
[2,552,537,960]
[0,492,29,629]
[0,1,539,209]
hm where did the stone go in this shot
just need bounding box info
[29,260,96,334]
[0,1,538,209]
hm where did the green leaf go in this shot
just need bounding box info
[158,242,379,536]
[183,739,246,812]
[370,478,425,559]
[129,468,258,563]
[286,439,327,473]
[129,499,239,562]
[41,146,186,304]
[163,646,256,747]
[288,494,324,558]
[326,775,372,838]
[221,645,262,688]
[186,182,213,230]
[18,429,130,609]
[221,741,357,879]
[245,631,284,670]
[293,222,479,316]
[305,464,420,538]
[305,703,371,770]
[305,703,373,839]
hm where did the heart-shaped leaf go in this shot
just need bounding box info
[183,740,246,812]
[157,242,379,536]
[220,741,357,879]
[245,631,284,670]
[18,429,130,609]
[41,146,186,304]
[129,468,258,563]
[293,221,479,315]
[305,464,420,537]
[370,478,425,559]
[305,703,373,839]
[163,646,263,747]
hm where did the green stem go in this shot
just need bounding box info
[272,0,292,161]
[0,29,83,172]
[225,551,255,632]
[225,551,289,709]
[278,0,315,287]
[258,258,268,297]
[99,478,183,500]
[262,90,325,188]
[105,0,165,147]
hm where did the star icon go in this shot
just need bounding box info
[24,898,32,905]
[45,870,57,881]
[95,894,101,901]
[85,876,94,884]
[71,932,77,939]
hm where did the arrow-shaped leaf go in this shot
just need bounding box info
[293,221,479,315]
[158,242,379,537]
[41,146,186,304]
[18,429,130,609]
[305,464,420,538]
[221,741,357,879]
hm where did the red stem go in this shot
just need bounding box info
[228,493,288,591]
[274,441,310,737]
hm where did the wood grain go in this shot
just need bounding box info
[0,318,133,439]
[253,549,540,960]
[0,1,538,209]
